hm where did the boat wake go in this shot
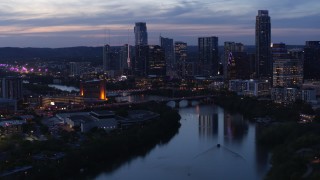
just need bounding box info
[193,144,246,161]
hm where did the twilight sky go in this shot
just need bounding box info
[0,0,319,47]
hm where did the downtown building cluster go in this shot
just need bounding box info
[97,12,320,105]
[99,12,320,105]
[102,22,221,79]
[226,10,319,105]
[1,10,320,113]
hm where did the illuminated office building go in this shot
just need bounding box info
[174,41,188,78]
[148,45,166,77]
[272,43,303,87]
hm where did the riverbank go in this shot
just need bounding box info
[213,92,320,179]
[0,102,181,179]
[258,122,320,179]
[214,92,313,121]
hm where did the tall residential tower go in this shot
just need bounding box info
[255,10,271,78]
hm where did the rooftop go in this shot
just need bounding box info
[90,110,115,117]
[69,115,93,123]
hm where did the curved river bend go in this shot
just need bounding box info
[96,102,270,180]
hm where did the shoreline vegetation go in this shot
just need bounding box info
[213,91,320,179]
[0,102,181,179]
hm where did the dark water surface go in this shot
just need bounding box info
[95,104,270,180]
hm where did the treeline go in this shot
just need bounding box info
[258,123,320,179]
[0,47,102,60]
[213,92,320,179]
[214,93,314,121]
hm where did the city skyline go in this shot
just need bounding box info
[0,0,319,47]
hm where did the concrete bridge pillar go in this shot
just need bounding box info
[174,100,180,108]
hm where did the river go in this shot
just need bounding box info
[95,102,271,180]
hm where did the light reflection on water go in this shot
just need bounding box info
[95,104,270,180]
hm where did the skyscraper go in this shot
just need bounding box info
[272,43,303,87]
[224,42,245,80]
[103,44,111,72]
[255,10,271,78]
[148,45,166,77]
[134,22,148,46]
[160,36,174,76]
[174,41,188,78]
[198,36,219,76]
[272,43,287,60]
[304,41,320,80]
[119,44,131,72]
[133,45,149,76]
[133,22,148,76]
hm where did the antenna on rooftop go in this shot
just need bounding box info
[103,28,107,46]
[108,29,111,45]
[127,29,131,68]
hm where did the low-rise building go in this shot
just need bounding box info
[271,87,301,104]
[57,111,117,133]
[41,95,84,108]
[56,110,160,132]
[301,89,317,104]
[229,79,270,97]
[119,110,160,128]
[0,98,17,113]
[271,87,318,105]
[0,120,26,135]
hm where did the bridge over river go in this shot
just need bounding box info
[108,95,216,108]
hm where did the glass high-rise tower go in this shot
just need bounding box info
[255,10,271,78]
[198,36,219,76]
[160,36,174,76]
[134,22,148,46]
[134,22,148,76]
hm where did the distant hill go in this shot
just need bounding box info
[0,45,304,62]
[0,47,103,60]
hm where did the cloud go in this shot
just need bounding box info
[0,0,318,47]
